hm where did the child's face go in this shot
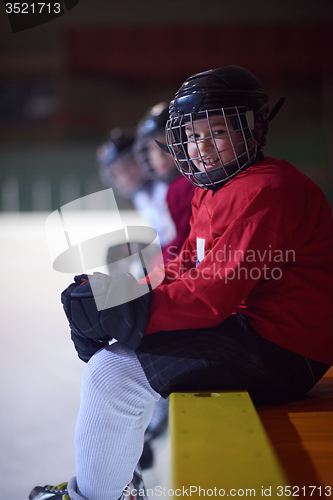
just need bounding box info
[184,116,245,173]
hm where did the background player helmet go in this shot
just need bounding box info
[135,102,177,183]
[97,128,145,199]
[166,66,270,190]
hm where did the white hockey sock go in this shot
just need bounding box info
[74,343,160,500]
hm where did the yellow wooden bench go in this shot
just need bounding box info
[169,391,288,499]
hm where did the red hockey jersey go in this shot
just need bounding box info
[145,157,333,365]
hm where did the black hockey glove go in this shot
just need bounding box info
[70,329,107,363]
[61,274,109,362]
[61,272,152,358]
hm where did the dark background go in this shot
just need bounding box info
[1,0,333,210]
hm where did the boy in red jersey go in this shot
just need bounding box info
[30,66,333,500]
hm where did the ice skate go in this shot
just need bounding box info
[29,482,69,500]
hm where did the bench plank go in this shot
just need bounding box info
[258,367,333,488]
[170,391,288,497]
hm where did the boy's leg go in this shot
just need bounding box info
[70,314,329,500]
[73,343,160,500]
[136,314,330,404]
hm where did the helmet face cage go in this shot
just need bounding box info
[166,106,258,190]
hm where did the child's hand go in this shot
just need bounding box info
[61,272,152,355]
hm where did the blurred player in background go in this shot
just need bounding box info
[97,128,154,278]
[97,128,145,204]
[97,126,175,273]
[134,102,196,264]
[98,126,177,250]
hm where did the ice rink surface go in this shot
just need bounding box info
[0,211,169,500]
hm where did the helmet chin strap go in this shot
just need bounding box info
[193,165,238,190]
[155,140,171,154]
[268,98,285,123]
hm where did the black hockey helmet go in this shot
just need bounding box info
[97,128,145,198]
[166,66,283,190]
[136,102,169,140]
